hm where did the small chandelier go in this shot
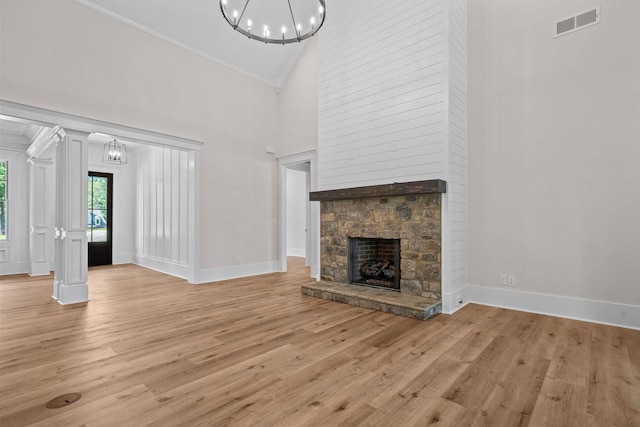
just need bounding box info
[219,0,326,45]
[103,139,127,165]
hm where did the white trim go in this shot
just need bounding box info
[112,253,135,265]
[0,135,30,148]
[26,125,62,159]
[56,283,89,305]
[287,248,306,257]
[278,164,287,272]
[0,100,202,151]
[188,150,200,284]
[29,262,51,276]
[276,150,319,279]
[135,254,190,280]
[0,260,29,275]
[441,284,470,314]
[440,191,451,315]
[195,261,278,284]
[468,285,640,331]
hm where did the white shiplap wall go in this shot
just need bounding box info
[136,145,190,278]
[318,0,468,313]
[443,0,469,309]
[318,0,447,189]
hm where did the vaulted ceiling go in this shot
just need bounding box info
[74,0,310,88]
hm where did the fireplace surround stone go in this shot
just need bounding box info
[303,180,446,319]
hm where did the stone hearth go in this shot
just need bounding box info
[303,180,446,320]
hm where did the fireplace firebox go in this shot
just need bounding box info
[348,237,401,291]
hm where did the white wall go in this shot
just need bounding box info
[286,168,307,257]
[468,0,640,327]
[135,144,190,278]
[278,39,320,272]
[278,37,319,158]
[0,148,30,274]
[0,0,280,274]
[88,142,136,265]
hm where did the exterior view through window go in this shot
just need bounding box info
[88,175,108,243]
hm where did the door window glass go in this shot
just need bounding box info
[88,175,108,243]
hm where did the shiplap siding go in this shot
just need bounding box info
[445,0,469,301]
[318,0,447,189]
[136,145,190,276]
[317,0,468,312]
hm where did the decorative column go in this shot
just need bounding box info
[28,158,54,276]
[52,129,89,304]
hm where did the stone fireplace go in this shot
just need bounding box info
[302,180,445,320]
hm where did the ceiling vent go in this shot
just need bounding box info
[555,6,600,37]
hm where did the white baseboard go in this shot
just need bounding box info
[195,261,278,284]
[134,254,189,280]
[56,283,89,305]
[468,285,640,331]
[29,262,51,276]
[113,252,135,265]
[0,261,30,275]
[442,285,471,315]
[286,248,306,257]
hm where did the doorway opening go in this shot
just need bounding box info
[286,163,310,269]
[277,150,319,279]
[88,171,113,266]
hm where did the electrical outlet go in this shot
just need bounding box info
[499,274,507,285]
[508,275,516,286]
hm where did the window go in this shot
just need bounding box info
[0,161,7,240]
[88,174,109,243]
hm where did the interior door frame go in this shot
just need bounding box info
[88,171,113,266]
[277,150,319,279]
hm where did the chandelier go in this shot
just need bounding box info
[219,0,326,44]
[103,139,128,165]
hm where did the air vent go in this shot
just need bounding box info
[555,6,600,37]
[556,17,576,36]
[576,9,598,28]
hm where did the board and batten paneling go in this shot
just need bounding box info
[136,145,190,278]
[317,0,468,313]
[0,149,31,275]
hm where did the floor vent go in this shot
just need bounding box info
[45,393,82,409]
[555,6,600,37]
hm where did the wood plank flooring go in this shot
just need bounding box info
[1,258,639,426]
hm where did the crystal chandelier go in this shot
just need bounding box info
[219,0,326,44]
[103,139,128,165]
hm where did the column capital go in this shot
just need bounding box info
[26,125,63,161]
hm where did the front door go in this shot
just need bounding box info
[88,172,113,266]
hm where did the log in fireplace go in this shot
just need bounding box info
[348,237,400,291]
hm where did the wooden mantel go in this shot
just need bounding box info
[309,180,446,202]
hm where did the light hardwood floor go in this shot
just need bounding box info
[1,258,639,426]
